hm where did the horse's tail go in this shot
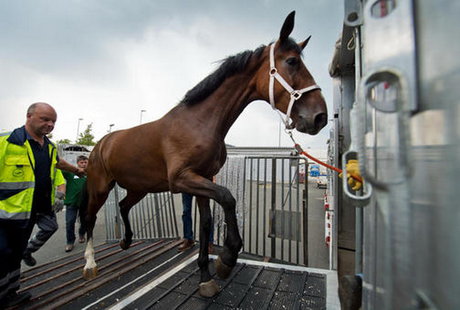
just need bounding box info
[79,179,89,237]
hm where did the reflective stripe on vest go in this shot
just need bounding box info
[0,181,35,190]
[0,208,32,220]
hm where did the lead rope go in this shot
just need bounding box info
[285,130,363,182]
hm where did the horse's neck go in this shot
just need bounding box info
[198,75,258,138]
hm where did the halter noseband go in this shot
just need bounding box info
[269,42,321,129]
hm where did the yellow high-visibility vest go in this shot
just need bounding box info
[0,127,61,220]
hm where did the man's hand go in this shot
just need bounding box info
[75,167,86,177]
[53,191,65,213]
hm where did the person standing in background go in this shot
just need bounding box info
[62,155,88,252]
[177,193,214,253]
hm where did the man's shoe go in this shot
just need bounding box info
[177,239,195,252]
[78,236,86,243]
[22,253,36,267]
[65,244,74,252]
[3,291,31,307]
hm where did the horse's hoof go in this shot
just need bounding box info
[215,256,233,279]
[119,239,131,250]
[83,267,98,280]
[199,279,219,297]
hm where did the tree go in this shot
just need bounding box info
[76,123,96,146]
[57,138,72,144]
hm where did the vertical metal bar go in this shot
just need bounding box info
[263,158,267,257]
[133,199,140,238]
[158,193,166,237]
[147,194,154,239]
[151,194,158,238]
[271,157,276,258]
[140,198,147,239]
[210,199,215,245]
[162,193,171,237]
[165,193,173,237]
[288,157,293,263]
[280,158,285,261]
[356,207,363,274]
[249,158,253,253]
[241,157,247,251]
[159,193,167,238]
[238,157,246,251]
[256,158,260,255]
[153,194,162,238]
[303,162,309,266]
[296,159,301,265]
[104,191,111,240]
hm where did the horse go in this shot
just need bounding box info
[81,11,327,298]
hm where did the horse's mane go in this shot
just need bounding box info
[180,45,266,106]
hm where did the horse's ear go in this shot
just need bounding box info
[280,11,296,43]
[299,36,311,51]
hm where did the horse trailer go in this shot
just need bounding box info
[330,0,460,309]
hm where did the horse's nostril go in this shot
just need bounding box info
[314,113,327,130]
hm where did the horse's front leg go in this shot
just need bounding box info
[214,186,242,279]
[171,172,241,297]
[196,196,219,297]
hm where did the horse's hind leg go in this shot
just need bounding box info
[119,191,146,250]
[196,196,219,297]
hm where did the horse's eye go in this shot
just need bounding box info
[286,57,298,67]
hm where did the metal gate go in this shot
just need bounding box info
[103,150,311,266]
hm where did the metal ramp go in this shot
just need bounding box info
[15,239,338,309]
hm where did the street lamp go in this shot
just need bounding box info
[140,109,146,124]
[76,118,83,142]
[108,123,115,133]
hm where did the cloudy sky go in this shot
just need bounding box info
[0,0,343,148]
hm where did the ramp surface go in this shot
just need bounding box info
[14,239,335,309]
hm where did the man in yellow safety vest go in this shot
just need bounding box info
[0,102,85,308]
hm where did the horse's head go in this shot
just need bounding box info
[256,11,327,135]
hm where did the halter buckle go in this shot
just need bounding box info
[291,90,301,100]
[269,68,277,76]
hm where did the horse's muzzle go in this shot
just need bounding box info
[295,112,328,135]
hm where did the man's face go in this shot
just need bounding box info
[27,104,57,136]
[77,159,88,169]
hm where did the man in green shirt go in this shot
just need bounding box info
[62,155,88,252]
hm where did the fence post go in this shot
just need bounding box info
[303,162,309,266]
[270,157,277,257]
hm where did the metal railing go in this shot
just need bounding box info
[104,188,178,241]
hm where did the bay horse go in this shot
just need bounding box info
[81,11,327,297]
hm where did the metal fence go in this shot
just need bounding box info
[104,153,309,266]
[104,189,178,241]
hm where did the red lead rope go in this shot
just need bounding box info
[293,143,363,183]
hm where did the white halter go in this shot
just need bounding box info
[269,41,321,129]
